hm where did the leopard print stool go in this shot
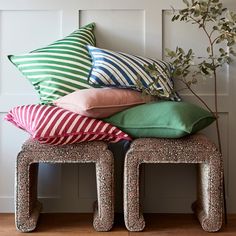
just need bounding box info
[124,134,223,232]
[15,139,114,232]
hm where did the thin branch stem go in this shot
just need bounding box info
[213,69,222,153]
[172,0,227,223]
[180,80,215,116]
[212,35,221,45]
[203,25,212,45]
[203,0,211,26]
[210,29,216,38]
[189,16,201,25]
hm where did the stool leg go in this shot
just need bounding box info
[124,154,145,231]
[15,152,42,232]
[93,151,114,231]
[194,156,223,232]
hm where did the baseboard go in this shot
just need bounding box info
[1,196,235,213]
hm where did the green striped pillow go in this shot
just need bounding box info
[8,23,98,104]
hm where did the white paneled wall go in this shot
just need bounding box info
[0,0,235,213]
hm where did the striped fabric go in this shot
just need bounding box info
[4,104,131,145]
[87,46,177,99]
[8,23,98,104]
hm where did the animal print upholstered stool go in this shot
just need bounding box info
[124,134,223,232]
[15,139,114,232]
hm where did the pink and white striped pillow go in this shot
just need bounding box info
[4,104,131,145]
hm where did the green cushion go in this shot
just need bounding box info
[8,23,98,104]
[104,101,215,138]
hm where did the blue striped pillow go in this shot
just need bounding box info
[87,46,179,100]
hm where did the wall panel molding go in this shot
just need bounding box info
[0,0,235,213]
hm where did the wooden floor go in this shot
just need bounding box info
[1,213,236,236]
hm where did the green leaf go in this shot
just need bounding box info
[179,48,185,54]
[217,57,223,62]
[175,15,180,20]
[187,49,193,57]
[194,10,201,17]
[183,0,190,7]
[230,50,236,57]
[172,15,180,21]
[204,62,214,70]
[201,67,210,75]
[216,38,223,44]
[191,77,198,84]
[219,48,225,54]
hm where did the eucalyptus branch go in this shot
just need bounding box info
[135,0,236,225]
[136,0,236,138]
[129,0,236,226]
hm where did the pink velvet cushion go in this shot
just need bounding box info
[53,88,153,118]
[4,104,132,145]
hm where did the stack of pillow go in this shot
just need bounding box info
[5,23,215,145]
